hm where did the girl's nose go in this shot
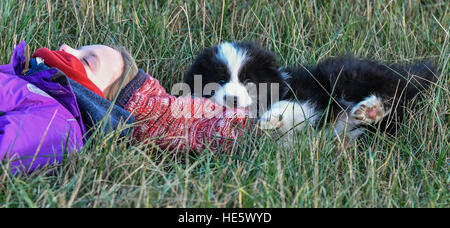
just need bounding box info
[59,44,79,57]
[59,44,70,51]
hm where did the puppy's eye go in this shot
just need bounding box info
[219,79,226,84]
[244,79,252,85]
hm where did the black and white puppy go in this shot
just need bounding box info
[184,42,285,116]
[185,41,437,140]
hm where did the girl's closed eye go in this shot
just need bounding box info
[81,57,90,67]
[81,55,98,72]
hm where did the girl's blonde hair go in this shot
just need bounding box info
[103,45,139,101]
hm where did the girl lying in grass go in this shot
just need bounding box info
[32,44,251,153]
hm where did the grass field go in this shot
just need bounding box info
[0,0,448,208]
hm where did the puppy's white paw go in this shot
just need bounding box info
[350,95,387,124]
[259,100,319,134]
[260,111,284,130]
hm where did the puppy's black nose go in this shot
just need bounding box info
[224,95,239,107]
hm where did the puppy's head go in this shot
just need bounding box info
[185,42,284,114]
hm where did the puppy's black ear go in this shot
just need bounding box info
[184,46,215,85]
[260,49,280,69]
[238,41,280,69]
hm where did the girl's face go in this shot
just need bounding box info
[59,44,124,92]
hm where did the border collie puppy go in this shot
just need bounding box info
[185,41,437,140]
[184,42,285,116]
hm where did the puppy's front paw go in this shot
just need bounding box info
[259,100,318,134]
[260,110,284,130]
[351,95,387,124]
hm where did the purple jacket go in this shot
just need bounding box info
[0,41,84,173]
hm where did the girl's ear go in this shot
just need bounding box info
[103,45,139,101]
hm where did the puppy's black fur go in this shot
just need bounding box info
[283,57,438,133]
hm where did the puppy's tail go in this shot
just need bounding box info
[405,61,438,92]
[391,61,438,100]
